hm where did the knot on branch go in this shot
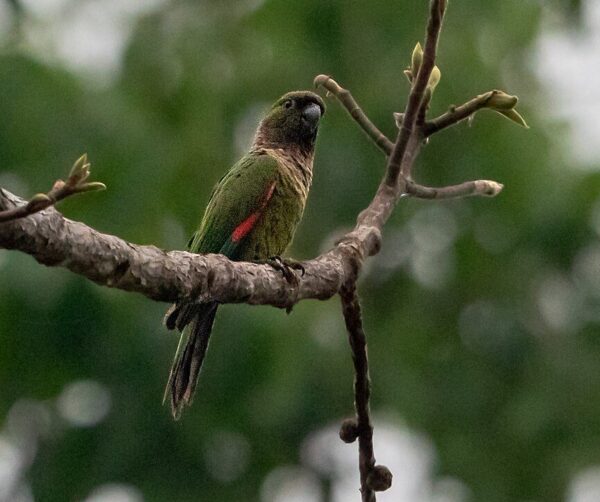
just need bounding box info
[339,417,360,443]
[366,465,393,492]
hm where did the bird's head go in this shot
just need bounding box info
[254,91,325,152]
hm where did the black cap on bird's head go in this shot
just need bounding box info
[254,90,325,151]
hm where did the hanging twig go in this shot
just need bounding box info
[387,0,447,183]
[340,283,392,501]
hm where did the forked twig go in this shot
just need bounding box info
[331,1,449,499]
[314,75,503,200]
[313,0,525,498]
[0,155,105,224]
[386,0,447,183]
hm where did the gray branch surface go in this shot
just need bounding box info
[0,188,350,308]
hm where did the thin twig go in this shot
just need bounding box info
[314,75,394,156]
[386,0,447,184]
[0,155,105,224]
[0,192,56,223]
[406,179,504,199]
[312,77,505,202]
[340,284,388,501]
[425,95,491,135]
[424,89,526,135]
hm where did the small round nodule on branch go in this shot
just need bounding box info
[366,465,393,492]
[340,417,360,444]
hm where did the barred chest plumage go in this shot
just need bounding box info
[242,147,314,260]
[252,147,313,200]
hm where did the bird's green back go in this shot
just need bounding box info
[188,153,278,259]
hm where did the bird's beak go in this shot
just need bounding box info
[302,103,322,127]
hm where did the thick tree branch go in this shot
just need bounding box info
[0,188,347,308]
[0,0,514,309]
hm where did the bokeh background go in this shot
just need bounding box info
[1,0,600,501]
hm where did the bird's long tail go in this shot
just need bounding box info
[163,302,218,419]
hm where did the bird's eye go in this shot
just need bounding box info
[284,99,293,109]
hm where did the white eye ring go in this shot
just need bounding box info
[284,99,293,109]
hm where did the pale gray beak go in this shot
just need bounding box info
[302,103,322,125]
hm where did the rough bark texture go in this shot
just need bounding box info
[0,188,346,308]
[340,285,377,502]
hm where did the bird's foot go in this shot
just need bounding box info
[265,256,305,286]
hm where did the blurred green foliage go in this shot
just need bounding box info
[1,0,600,501]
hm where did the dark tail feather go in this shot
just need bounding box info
[163,302,218,419]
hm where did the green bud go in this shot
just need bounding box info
[496,108,529,128]
[427,65,441,93]
[393,112,404,128]
[486,90,518,111]
[424,88,432,103]
[403,69,413,84]
[76,182,107,193]
[29,193,51,203]
[68,154,90,184]
[411,42,423,77]
[27,193,52,211]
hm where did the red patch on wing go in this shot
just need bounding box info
[231,182,276,243]
[231,213,259,242]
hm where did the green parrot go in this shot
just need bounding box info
[164,90,325,418]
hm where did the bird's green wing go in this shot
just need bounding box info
[188,153,279,259]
